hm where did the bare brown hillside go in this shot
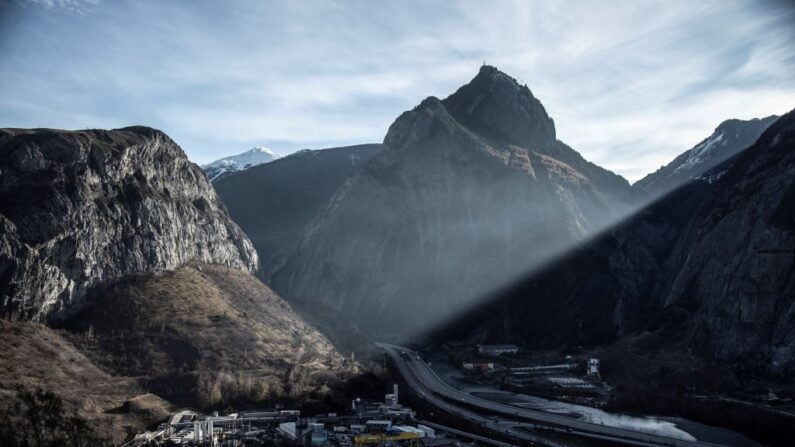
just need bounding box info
[0,320,173,444]
[61,264,355,408]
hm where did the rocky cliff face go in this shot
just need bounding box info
[443,109,795,375]
[271,66,638,337]
[634,116,778,197]
[0,126,258,321]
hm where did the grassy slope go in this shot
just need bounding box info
[0,320,173,444]
[62,264,355,408]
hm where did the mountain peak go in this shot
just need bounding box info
[442,65,556,151]
[475,64,519,84]
[202,146,281,182]
[249,146,279,157]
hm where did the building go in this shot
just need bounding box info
[310,422,327,445]
[365,420,392,432]
[384,384,399,406]
[416,424,436,438]
[462,360,494,371]
[587,358,600,377]
[477,344,518,356]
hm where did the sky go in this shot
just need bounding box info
[1,0,794,181]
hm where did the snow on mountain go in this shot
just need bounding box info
[634,116,778,197]
[202,147,281,182]
[672,131,725,175]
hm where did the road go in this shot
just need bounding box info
[379,343,726,447]
[382,343,564,447]
[416,420,516,447]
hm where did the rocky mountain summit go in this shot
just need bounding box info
[270,66,639,337]
[0,127,258,320]
[634,116,778,197]
[443,109,795,375]
[202,146,281,182]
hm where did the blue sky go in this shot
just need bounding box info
[1,0,794,181]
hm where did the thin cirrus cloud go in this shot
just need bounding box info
[0,0,793,181]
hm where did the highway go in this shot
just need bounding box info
[416,420,516,447]
[381,343,564,447]
[379,343,726,447]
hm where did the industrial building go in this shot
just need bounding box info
[477,344,519,356]
[123,384,459,446]
[587,358,601,378]
[462,360,495,371]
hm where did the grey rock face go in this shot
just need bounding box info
[442,65,556,152]
[0,126,258,321]
[634,116,778,197]
[445,110,795,375]
[271,67,638,338]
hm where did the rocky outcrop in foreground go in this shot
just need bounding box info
[0,127,356,444]
[0,127,258,321]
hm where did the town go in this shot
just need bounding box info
[124,384,496,447]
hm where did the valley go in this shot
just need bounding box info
[1,4,793,444]
[195,65,794,445]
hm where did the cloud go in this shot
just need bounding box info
[10,0,100,14]
[0,0,793,179]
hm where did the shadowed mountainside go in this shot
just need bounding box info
[435,108,795,376]
[213,144,381,278]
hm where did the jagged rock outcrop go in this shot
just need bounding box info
[634,116,778,197]
[213,143,381,278]
[0,126,258,321]
[271,66,639,337]
[442,109,795,375]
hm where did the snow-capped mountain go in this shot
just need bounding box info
[634,116,778,197]
[202,147,281,182]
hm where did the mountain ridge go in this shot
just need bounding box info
[270,66,640,339]
[213,143,382,279]
[634,115,778,197]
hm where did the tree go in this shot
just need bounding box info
[6,388,106,447]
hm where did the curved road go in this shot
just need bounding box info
[380,343,726,447]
